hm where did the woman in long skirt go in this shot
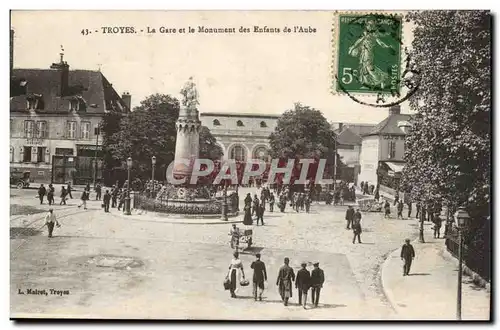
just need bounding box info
[227,251,246,298]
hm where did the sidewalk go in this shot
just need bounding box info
[381,235,490,320]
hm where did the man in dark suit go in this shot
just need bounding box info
[103,190,111,213]
[296,262,311,309]
[310,262,325,307]
[256,200,265,226]
[345,205,355,229]
[250,253,267,301]
[401,239,416,276]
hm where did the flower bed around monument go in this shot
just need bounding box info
[134,192,239,215]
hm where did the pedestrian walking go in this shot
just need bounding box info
[352,209,362,244]
[252,194,260,217]
[276,257,295,306]
[226,251,246,298]
[433,214,442,238]
[244,193,252,207]
[394,190,400,206]
[118,189,125,211]
[305,194,311,213]
[256,201,265,226]
[401,238,416,276]
[269,193,275,212]
[47,184,55,206]
[407,201,412,218]
[103,190,111,212]
[67,182,73,199]
[384,200,391,218]
[251,253,267,301]
[229,224,240,250]
[59,186,67,205]
[78,189,89,210]
[38,184,46,204]
[345,205,355,229]
[85,182,91,193]
[95,183,102,201]
[310,262,325,307]
[296,262,311,309]
[111,186,118,208]
[397,200,404,219]
[44,208,60,238]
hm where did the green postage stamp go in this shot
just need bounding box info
[333,13,403,95]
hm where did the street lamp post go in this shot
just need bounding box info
[419,210,425,243]
[221,185,228,221]
[151,156,156,198]
[454,206,470,321]
[125,157,132,216]
[93,126,100,189]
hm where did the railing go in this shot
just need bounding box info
[445,226,490,282]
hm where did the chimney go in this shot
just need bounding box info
[10,29,14,75]
[122,92,131,110]
[338,122,344,131]
[389,105,401,115]
[50,49,69,96]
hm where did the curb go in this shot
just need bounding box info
[108,212,244,225]
[380,246,404,316]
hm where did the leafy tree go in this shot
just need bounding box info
[401,11,490,217]
[102,94,222,183]
[269,103,339,185]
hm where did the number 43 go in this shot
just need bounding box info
[341,67,358,85]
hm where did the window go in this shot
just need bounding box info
[253,146,269,161]
[10,147,14,162]
[81,121,91,139]
[27,99,37,110]
[213,119,221,126]
[10,119,13,136]
[67,121,77,139]
[388,140,396,159]
[236,120,244,127]
[36,147,46,163]
[69,99,79,111]
[24,120,34,138]
[36,121,47,138]
[260,121,267,128]
[23,146,32,162]
[230,145,246,162]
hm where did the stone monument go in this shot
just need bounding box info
[173,76,202,178]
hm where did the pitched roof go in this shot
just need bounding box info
[200,112,280,119]
[363,113,412,136]
[10,68,129,114]
[336,127,362,146]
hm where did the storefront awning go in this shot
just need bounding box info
[385,161,405,173]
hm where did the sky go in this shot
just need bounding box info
[11,10,414,125]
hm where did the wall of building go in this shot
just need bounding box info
[338,145,361,167]
[358,135,380,185]
[379,135,406,161]
[10,111,103,183]
[200,113,278,162]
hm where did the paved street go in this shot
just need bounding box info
[10,187,480,320]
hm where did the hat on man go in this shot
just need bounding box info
[405,238,411,243]
[301,262,307,267]
[255,253,261,258]
[313,262,319,266]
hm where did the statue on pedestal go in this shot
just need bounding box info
[180,76,199,110]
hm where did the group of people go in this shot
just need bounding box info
[243,190,277,226]
[226,252,325,308]
[359,181,375,196]
[344,206,363,244]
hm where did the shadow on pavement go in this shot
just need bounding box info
[10,227,42,239]
[409,273,431,276]
[240,247,265,255]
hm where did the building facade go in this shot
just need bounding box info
[358,105,411,191]
[199,112,279,162]
[10,54,130,185]
[332,122,375,184]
